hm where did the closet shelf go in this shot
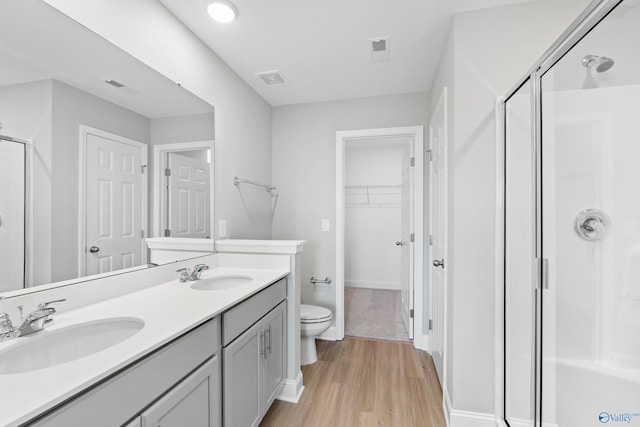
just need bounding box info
[345,184,402,207]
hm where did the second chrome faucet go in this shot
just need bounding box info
[176,264,209,282]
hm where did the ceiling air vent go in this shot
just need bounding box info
[104,79,125,88]
[370,37,390,62]
[255,70,288,86]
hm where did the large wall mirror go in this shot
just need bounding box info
[0,1,215,295]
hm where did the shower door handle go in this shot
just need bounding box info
[433,259,445,268]
[89,246,100,253]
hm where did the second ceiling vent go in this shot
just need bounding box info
[255,70,288,86]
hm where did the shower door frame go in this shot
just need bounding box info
[496,0,624,425]
[0,135,33,289]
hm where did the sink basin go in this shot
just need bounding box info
[0,317,144,375]
[190,275,253,291]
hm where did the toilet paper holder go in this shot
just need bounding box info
[310,276,332,285]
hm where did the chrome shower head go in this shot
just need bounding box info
[582,54,614,73]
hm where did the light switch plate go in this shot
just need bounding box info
[321,219,330,232]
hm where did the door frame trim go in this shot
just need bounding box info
[334,126,424,345]
[152,140,215,239]
[78,125,148,277]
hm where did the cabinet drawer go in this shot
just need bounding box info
[29,318,219,427]
[222,278,286,346]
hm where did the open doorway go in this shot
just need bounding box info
[335,126,424,345]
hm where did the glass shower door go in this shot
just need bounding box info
[540,1,640,425]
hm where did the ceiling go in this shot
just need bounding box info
[159,0,540,106]
[0,1,213,119]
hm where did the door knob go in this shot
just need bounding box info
[89,246,100,253]
[433,259,445,268]
[396,241,404,246]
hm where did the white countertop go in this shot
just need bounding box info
[0,266,288,427]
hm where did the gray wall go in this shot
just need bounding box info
[45,0,274,240]
[0,79,151,285]
[51,80,150,283]
[271,92,429,323]
[429,0,591,417]
[0,80,53,285]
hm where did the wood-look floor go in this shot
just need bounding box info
[260,337,446,427]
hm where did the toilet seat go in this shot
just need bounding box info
[301,304,332,324]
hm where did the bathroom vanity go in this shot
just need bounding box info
[0,255,292,427]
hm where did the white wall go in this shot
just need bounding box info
[44,0,274,240]
[428,0,591,420]
[345,143,404,290]
[272,92,429,326]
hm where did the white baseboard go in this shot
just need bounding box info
[444,387,452,426]
[443,388,495,427]
[414,333,430,351]
[345,280,400,290]
[449,410,495,427]
[276,371,305,403]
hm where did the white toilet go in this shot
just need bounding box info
[300,304,333,365]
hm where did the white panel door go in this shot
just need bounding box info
[167,152,210,238]
[85,132,144,276]
[0,139,25,291]
[399,141,415,339]
[429,88,448,384]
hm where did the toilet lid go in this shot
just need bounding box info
[301,304,332,322]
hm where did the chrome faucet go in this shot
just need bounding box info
[0,299,66,342]
[192,264,209,280]
[176,264,209,282]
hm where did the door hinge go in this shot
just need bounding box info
[428,234,433,246]
[165,168,171,177]
[429,319,433,330]
[164,229,171,237]
[410,233,415,243]
[141,164,147,174]
[410,309,414,319]
[140,230,145,238]
[410,157,415,167]
[426,149,433,161]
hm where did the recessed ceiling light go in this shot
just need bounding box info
[206,0,238,23]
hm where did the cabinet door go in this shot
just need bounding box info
[223,321,263,427]
[262,301,286,409]
[141,355,220,427]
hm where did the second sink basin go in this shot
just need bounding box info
[0,317,144,375]
[191,275,253,291]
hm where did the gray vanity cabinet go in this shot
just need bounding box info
[222,279,287,427]
[140,355,220,427]
[223,317,263,427]
[29,319,220,427]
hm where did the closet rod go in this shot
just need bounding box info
[233,176,277,193]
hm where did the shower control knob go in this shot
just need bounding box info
[433,259,445,268]
[89,246,100,253]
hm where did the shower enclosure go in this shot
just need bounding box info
[0,135,28,292]
[500,0,640,426]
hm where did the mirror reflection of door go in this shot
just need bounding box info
[84,128,147,276]
[165,151,211,238]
